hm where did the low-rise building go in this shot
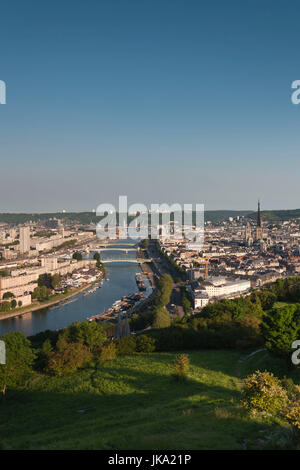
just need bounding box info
[199,276,251,299]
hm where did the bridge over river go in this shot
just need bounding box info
[90,241,151,263]
[102,258,152,263]
[92,247,137,253]
[92,242,138,248]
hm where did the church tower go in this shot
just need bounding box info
[245,221,252,242]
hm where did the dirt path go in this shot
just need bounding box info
[236,348,267,378]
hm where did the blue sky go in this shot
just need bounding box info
[1,0,300,212]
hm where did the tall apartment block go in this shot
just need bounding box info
[19,226,30,253]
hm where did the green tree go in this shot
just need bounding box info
[51,273,61,290]
[181,287,192,315]
[98,342,117,363]
[115,336,137,355]
[0,270,9,277]
[36,338,53,370]
[96,260,105,274]
[42,338,53,356]
[32,285,51,301]
[152,306,171,329]
[253,291,276,310]
[136,334,156,353]
[61,321,107,353]
[38,273,52,287]
[47,342,92,376]
[0,332,36,398]
[261,304,300,361]
[72,251,83,261]
[0,301,11,312]
[153,274,173,307]
[2,292,15,300]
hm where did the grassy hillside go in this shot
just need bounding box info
[0,350,294,450]
[238,348,300,383]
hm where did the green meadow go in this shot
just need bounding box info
[1,349,296,450]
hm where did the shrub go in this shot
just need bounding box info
[281,377,300,400]
[115,336,136,355]
[98,342,117,363]
[47,342,92,376]
[283,401,300,434]
[241,370,288,415]
[173,354,190,380]
[147,321,262,352]
[35,338,53,370]
[0,301,11,312]
[0,332,36,396]
[136,334,156,353]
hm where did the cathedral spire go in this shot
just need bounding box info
[255,199,263,241]
[257,199,261,228]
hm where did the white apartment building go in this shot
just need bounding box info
[193,291,209,308]
[0,258,97,304]
[200,276,251,298]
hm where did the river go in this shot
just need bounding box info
[0,240,152,337]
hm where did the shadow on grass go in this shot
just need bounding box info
[0,358,289,450]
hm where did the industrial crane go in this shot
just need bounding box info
[197,257,210,279]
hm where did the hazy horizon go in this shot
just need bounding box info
[0,205,299,215]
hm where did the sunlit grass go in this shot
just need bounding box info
[0,350,294,450]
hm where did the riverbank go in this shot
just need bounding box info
[0,276,103,321]
[0,241,153,336]
[139,246,158,289]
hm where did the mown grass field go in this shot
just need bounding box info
[0,350,297,450]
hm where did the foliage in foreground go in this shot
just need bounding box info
[0,332,36,396]
[241,370,300,441]
[173,353,190,380]
[241,370,288,415]
[261,304,300,361]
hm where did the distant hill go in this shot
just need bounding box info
[204,210,254,223]
[0,208,300,225]
[246,209,300,223]
[206,209,300,223]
